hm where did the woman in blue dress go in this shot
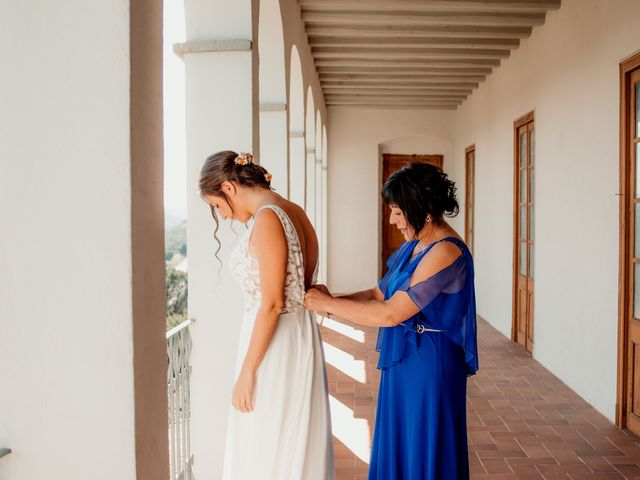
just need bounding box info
[304,162,478,480]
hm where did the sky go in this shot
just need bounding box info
[163,0,187,220]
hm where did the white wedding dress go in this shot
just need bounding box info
[223,204,335,480]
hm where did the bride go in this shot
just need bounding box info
[198,151,335,480]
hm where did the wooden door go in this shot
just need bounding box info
[513,114,535,353]
[381,154,444,275]
[620,64,640,434]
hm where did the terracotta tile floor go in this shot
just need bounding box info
[319,316,640,480]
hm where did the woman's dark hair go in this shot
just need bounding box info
[199,150,273,263]
[381,162,459,236]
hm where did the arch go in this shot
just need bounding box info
[258,0,285,104]
[289,45,305,206]
[258,0,287,195]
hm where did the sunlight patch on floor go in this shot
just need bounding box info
[320,317,365,343]
[323,342,366,383]
[329,394,371,464]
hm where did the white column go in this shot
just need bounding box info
[289,133,306,207]
[320,165,329,283]
[180,1,255,478]
[306,148,316,224]
[259,105,288,197]
[0,1,166,479]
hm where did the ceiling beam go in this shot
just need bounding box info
[317,66,493,76]
[305,24,532,39]
[299,0,560,14]
[325,98,465,105]
[326,96,461,102]
[302,11,546,27]
[320,73,486,82]
[326,103,459,110]
[323,88,468,97]
[309,36,520,49]
[315,58,501,68]
[323,80,477,87]
[312,47,511,59]
[322,84,475,94]
[326,91,467,97]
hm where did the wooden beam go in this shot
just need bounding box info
[326,103,459,110]
[315,58,501,67]
[312,46,511,59]
[327,101,460,106]
[299,0,561,14]
[327,102,462,108]
[326,97,464,104]
[302,11,546,27]
[309,36,519,49]
[305,24,532,39]
[326,91,467,98]
[323,88,468,98]
[323,84,474,94]
[317,65,493,74]
[322,79,479,87]
[320,73,486,82]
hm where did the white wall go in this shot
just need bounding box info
[0,1,137,479]
[452,0,640,420]
[327,108,457,293]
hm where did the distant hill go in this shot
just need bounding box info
[165,212,185,229]
[165,219,186,261]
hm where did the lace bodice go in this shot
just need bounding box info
[229,204,317,313]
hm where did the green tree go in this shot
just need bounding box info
[166,266,188,330]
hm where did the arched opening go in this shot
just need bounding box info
[320,125,328,283]
[258,0,287,196]
[314,110,323,231]
[305,87,316,219]
[289,45,305,206]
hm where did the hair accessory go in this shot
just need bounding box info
[264,172,273,183]
[234,152,254,165]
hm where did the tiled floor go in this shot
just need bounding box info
[320,316,640,480]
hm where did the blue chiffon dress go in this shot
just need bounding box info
[369,237,478,480]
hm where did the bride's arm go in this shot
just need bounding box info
[233,209,287,413]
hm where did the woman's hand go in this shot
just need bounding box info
[304,288,332,314]
[232,369,256,413]
[309,284,331,296]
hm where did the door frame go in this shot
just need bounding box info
[511,111,535,345]
[379,153,444,277]
[465,144,476,255]
[616,50,640,428]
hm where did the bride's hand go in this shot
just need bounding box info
[304,288,331,314]
[309,284,331,296]
[232,370,255,413]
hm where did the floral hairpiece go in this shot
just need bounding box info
[264,173,273,183]
[234,152,254,165]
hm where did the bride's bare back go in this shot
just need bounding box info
[252,197,319,289]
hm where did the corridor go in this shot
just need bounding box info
[320,317,640,480]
